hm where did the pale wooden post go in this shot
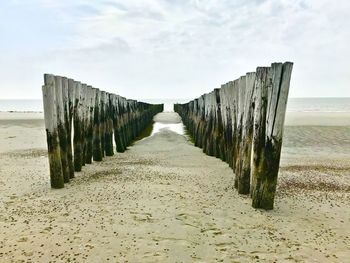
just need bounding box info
[235,76,246,184]
[236,73,256,194]
[232,79,239,186]
[251,62,293,209]
[43,74,64,188]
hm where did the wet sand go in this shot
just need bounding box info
[0,111,349,262]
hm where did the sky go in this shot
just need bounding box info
[0,0,349,100]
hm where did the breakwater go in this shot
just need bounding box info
[42,74,163,188]
[175,62,293,210]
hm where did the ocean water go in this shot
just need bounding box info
[286,97,350,112]
[0,98,349,113]
[0,99,43,112]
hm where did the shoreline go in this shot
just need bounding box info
[2,111,350,126]
[0,112,349,262]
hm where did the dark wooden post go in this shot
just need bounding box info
[54,76,70,183]
[93,89,103,161]
[100,91,106,157]
[114,95,126,153]
[85,86,95,164]
[81,84,87,166]
[105,93,114,156]
[73,81,83,172]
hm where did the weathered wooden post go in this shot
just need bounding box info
[236,73,256,194]
[62,77,74,179]
[114,96,126,153]
[67,79,75,178]
[219,82,234,168]
[93,89,103,161]
[43,75,64,188]
[235,76,246,181]
[85,86,95,164]
[251,62,293,209]
[232,79,239,184]
[54,76,70,183]
[120,98,128,151]
[81,84,87,166]
[105,93,114,156]
[73,81,83,171]
[100,91,106,157]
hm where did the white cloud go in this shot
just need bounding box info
[1,0,350,99]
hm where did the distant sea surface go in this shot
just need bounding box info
[0,98,349,113]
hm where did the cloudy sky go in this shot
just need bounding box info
[0,0,349,99]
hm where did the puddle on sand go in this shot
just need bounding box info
[151,122,185,136]
[134,120,186,143]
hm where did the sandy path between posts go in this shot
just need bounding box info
[0,112,349,262]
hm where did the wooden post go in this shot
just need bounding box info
[114,96,126,153]
[236,73,256,194]
[54,76,70,183]
[100,91,106,157]
[235,76,246,184]
[67,79,75,178]
[111,95,120,152]
[93,89,103,161]
[81,84,87,166]
[105,93,114,156]
[232,79,239,186]
[251,62,293,210]
[85,86,95,164]
[43,75,64,188]
[119,98,128,151]
[62,77,74,179]
[73,81,83,171]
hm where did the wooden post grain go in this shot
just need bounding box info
[251,62,293,209]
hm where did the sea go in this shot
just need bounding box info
[0,98,349,113]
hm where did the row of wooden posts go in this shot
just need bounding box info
[174,62,293,210]
[42,74,163,189]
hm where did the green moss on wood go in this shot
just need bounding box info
[46,130,64,189]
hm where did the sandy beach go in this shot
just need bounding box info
[0,111,349,262]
